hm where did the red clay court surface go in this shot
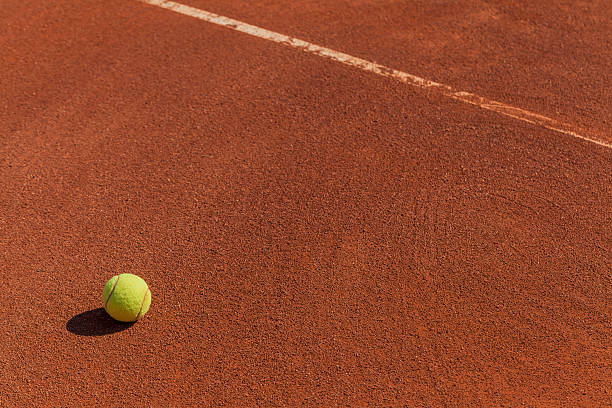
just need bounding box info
[1,0,610,406]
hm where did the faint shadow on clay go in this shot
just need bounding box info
[66,308,134,336]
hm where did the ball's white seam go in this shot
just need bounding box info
[104,275,121,308]
[135,288,150,321]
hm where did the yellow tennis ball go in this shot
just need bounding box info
[102,273,151,322]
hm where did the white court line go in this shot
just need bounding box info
[140,0,611,149]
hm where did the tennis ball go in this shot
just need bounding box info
[102,273,151,322]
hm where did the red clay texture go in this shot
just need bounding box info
[185,0,612,144]
[0,0,610,407]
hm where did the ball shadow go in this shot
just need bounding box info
[66,308,134,336]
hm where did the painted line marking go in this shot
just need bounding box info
[139,0,610,149]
